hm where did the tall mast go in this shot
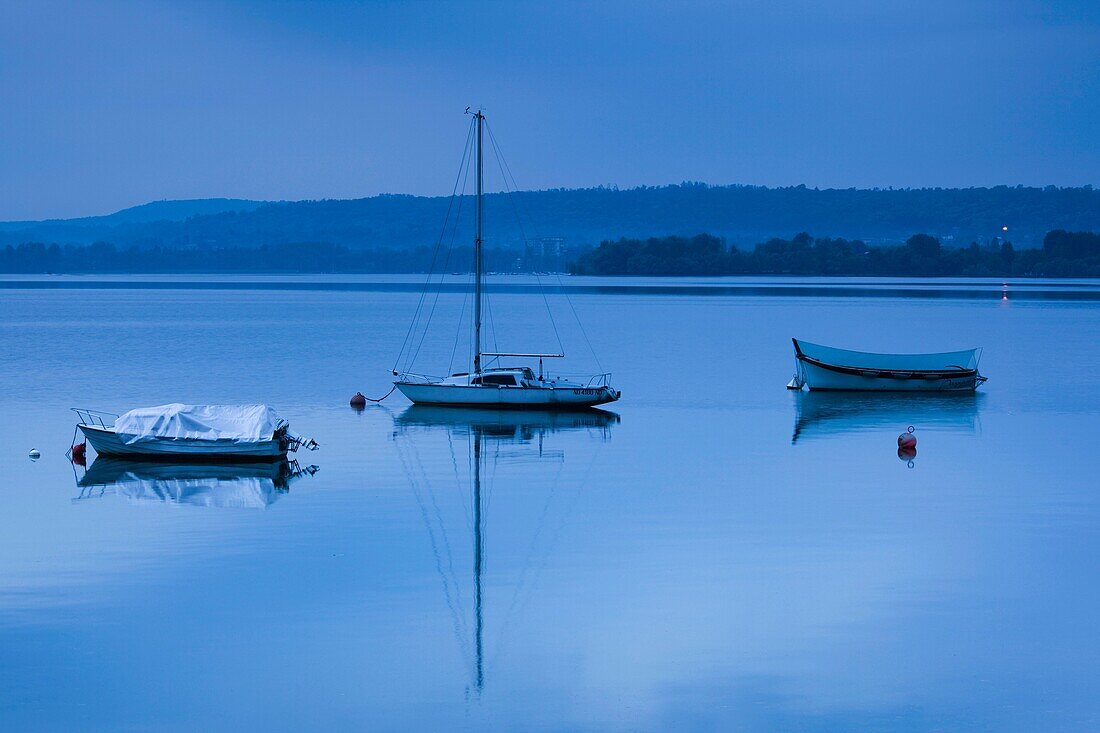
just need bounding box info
[473,110,484,375]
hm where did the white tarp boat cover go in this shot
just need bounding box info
[794,340,981,371]
[112,404,287,445]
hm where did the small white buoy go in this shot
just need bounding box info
[28,448,41,460]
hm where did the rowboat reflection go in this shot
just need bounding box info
[792,391,983,444]
[392,406,616,694]
[73,457,319,508]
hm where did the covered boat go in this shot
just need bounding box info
[788,339,987,392]
[73,404,318,460]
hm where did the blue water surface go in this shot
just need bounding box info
[0,276,1097,732]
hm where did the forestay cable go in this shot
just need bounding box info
[393,118,476,376]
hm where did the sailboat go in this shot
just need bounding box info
[392,110,621,409]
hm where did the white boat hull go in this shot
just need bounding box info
[798,359,983,392]
[395,382,620,408]
[791,338,986,392]
[79,425,286,459]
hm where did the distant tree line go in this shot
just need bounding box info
[569,230,1100,277]
[4,230,1098,277]
[0,241,520,274]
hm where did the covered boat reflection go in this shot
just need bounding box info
[792,391,983,444]
[73,457,318,508]
[392,406,616,694]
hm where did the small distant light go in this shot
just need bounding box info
[1002,226,1009,232]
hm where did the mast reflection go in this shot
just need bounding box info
[393,406,617,694]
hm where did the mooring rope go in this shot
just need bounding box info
[360,385,398,403]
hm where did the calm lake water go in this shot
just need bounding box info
[1,275,1098,732]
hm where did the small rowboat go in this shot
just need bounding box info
[787,339,988,392]
[73,404,318,461]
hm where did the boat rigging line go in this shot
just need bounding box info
[394,116,476,377]
[484,120,604,372]
[357,117,475,404]
[404,131,478,377]
[483,121,565,360]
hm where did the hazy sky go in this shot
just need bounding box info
[1,0,1098,220]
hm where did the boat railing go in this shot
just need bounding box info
[285,433,320,453]
[393,371,445,385]
[71,408,119,429]
[548,372,614,388]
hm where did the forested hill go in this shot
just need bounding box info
[2,184,1099,250]
[0,198,265,241]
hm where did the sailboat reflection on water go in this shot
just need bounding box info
[73,458,319,509]
[392,406,617,694]
[395,405,619,442]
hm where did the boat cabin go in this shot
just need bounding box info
[444,367,538,387]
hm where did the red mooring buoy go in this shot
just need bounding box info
[71,442,87,465]
[350,392,367,409]
[897,425,917,449]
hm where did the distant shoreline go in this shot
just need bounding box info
[569,232,1100,278]
[3,270,1099,280]
[2,271,1100,281]
[5,230,1098,278]
[3,274,1098,302]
